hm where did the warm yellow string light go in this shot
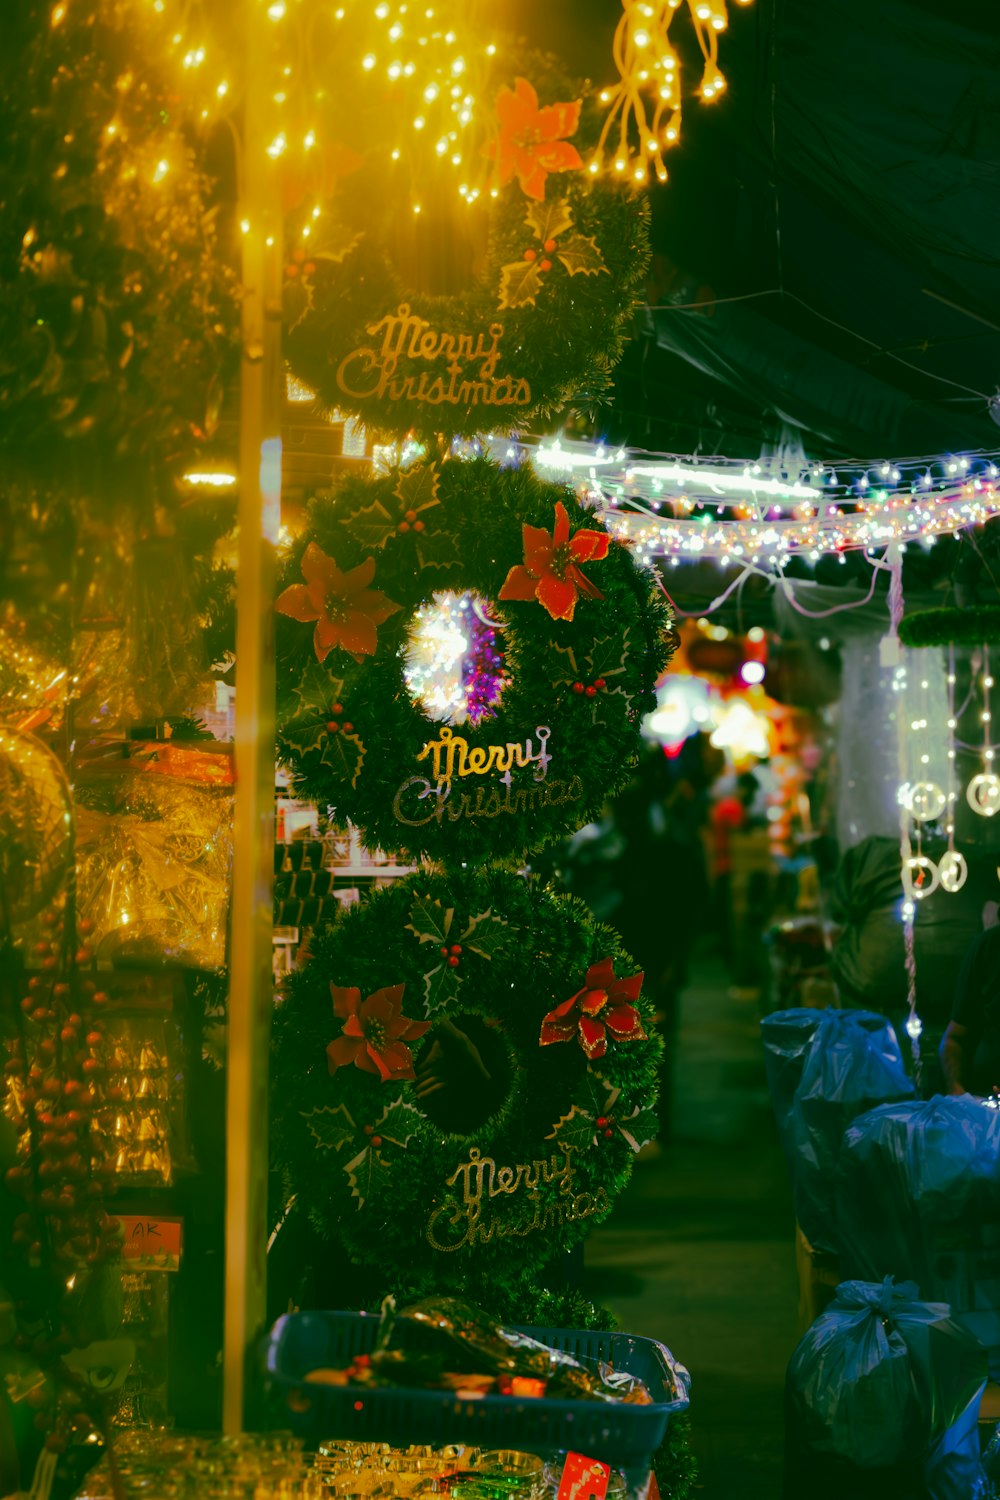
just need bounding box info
[129,0,500,224]
[595,0,753,185]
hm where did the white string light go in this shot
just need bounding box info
[528,438,1000,564]
[967,647,1000,817]
[938,646,968,892]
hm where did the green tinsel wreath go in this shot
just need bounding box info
[898,606,1000,647]
[274,455,672,864]
[282,71,650,438]
[269,868,663,1310]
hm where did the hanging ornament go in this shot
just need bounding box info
[937,646,967,891]
[905,781,947,823]
[938,850,969,894]
[968,773,1000,818]
[901,854,940,902]
[887,546,923,1081]
[967,648,999,816]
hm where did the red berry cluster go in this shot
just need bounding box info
[284,247,317,280]
[362,1124,384,1150]
[438,943,463,969]
[595,1114,615,1141]
[397,508,426,535]
[571,677,607,698]
[3,907,121,1451]
[523,235,560,274]
[326,701,355,735]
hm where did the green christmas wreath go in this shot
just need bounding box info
[282,73,650,438]
[274,455,672,864]
[269,868,662,1308]
[898,606,1000,647]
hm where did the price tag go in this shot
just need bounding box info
[556,1453,610,1500]
[120,1215,183,1272]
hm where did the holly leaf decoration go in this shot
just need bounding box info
[618,1105,659,1154]
[407,895,454,946]
[416,530,461,571]
[281,664,357,767]
[460,908,510,960]
[301,1104,357,1154]
[586,630,629,684]
[280,716,328,761]
[291,661,344,718]
[345,1143,393,1209]
[344,499,396,551]
[423,960,463,1017]
[310,234,364,267]
[550,640,582,689]
[318,727,366,787]
[499,260,543,310]
[590,690,629,730]
[588,632,634,725]
[395,464,440,516]
[376,1099,424,1150]
[557,235,608,277]
[284,275,314,335]
[546,1105,597,1154]
[525,197,575,245]
[582,1071,619,1118]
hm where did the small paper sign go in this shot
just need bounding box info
[121,1215,183,1272]
[557,1453,611,1500]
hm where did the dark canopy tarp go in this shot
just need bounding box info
[527,0,1000,455]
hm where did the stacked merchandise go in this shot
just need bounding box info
[77,1434,642,1500]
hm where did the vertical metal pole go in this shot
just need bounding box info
[223,0,282,1434]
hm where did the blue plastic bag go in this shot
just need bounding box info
[785,1277,989,1500]
[762,1008,915,1253]
[836,1095,1000,1374]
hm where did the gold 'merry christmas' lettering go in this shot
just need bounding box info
[336,303,532,410]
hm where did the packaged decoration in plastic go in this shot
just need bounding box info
[75,741,233,970]
[95,1010,192,1186]
[762,1008,915,1254]
[363,1298,653,1404]
[835,1095,1000,1374]
[784,1277,989,1500]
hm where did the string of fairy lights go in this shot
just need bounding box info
[111,0,754,231]
[595,0,754,184]
[528,438,1000,566]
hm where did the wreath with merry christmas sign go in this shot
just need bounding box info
[274,456,673,864]
[269,867,662,1310]
[282,73,651,437]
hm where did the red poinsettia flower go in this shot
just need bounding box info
[540,957,646,1061]
[327,984,430,1083]
[483,77,583,201]
[276,543,400,664]
[499,501,609,622]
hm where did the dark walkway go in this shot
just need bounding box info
[584,957,799,1497]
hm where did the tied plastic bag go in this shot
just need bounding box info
[785,1277,989,1500]
[762,1008,914,1253]
[836,1095,1000,1374]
